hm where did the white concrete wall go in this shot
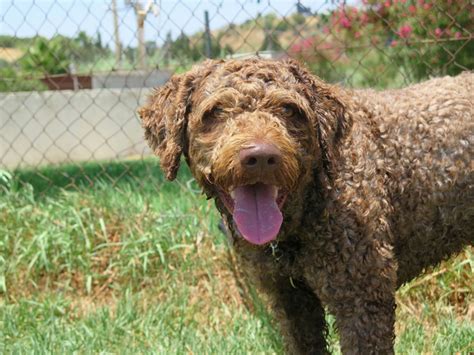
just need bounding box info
[0,88,154,169]
[92,70,171,89]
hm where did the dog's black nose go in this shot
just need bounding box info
[239,142,282,172]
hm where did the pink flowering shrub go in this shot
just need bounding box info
[289,35,348,83]
[322,0,473,80]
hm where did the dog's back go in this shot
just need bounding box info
[352,73,473,284]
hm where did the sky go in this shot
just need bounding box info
[0,0,334,50]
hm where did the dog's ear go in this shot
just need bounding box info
[284,58,352,178]
[138,71,198,180]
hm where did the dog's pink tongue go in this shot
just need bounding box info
[232,184,283,245]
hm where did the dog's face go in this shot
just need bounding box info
[139,59,350,245]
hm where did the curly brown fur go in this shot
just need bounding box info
[139,58,473,354]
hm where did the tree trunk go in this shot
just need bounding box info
[135,2,146,70]
[111,0,122,69]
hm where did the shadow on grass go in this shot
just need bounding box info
[9,158,194,197]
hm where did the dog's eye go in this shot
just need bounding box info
[211,106,224,116]
[203,106,224,122]
[281,104,297,118]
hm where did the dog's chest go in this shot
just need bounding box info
[259,235,312,281]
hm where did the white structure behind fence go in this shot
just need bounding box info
[0,88,152,168]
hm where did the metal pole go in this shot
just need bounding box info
[204,10,212,58]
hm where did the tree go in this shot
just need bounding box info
[124,46,136,64]
[260,13,282,52]
[125,0,159,69]
[73,31,95,63]
[145,41,157,56]
[111,0,122,68]
[162,31,172,66]
[169,33,201,62]
[95,32,103,51]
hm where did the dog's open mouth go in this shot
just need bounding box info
[219,183,287,245]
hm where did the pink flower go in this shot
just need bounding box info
[360,13,369,25]
[423,3,432,10]
[391,40,398,47]
[302,38,314,50]
[340,16,352,29]
[418,0,424,4]
[291,44,301,52]
[322,26,330,34]
[434,28,443,37]
[385,0,391,8]
[398,24,413,39]
[455,31,462,39]
[355,31,361,39]
[408,5,416,13]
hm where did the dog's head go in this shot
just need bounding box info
[139,58,351,245]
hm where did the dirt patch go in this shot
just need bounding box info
[0,47,24,62]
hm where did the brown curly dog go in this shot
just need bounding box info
[139,58,473,354]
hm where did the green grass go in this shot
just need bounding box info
[0,160,472,353]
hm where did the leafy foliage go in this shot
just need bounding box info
[0,32,113,91]
[0,65,47,92]
[20,37,71,75]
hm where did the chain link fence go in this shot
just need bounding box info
[1,0,472,194]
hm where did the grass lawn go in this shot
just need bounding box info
[0,160,473,353]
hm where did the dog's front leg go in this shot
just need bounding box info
[332,289,396,355]
[259,275,329,355]
[318,245,398,355]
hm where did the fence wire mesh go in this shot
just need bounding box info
[0,0,473,194]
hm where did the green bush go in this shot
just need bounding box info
[275,19,290,32]
[0,65,46,92]
[291,13,306,26]
[20,37,70,75]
